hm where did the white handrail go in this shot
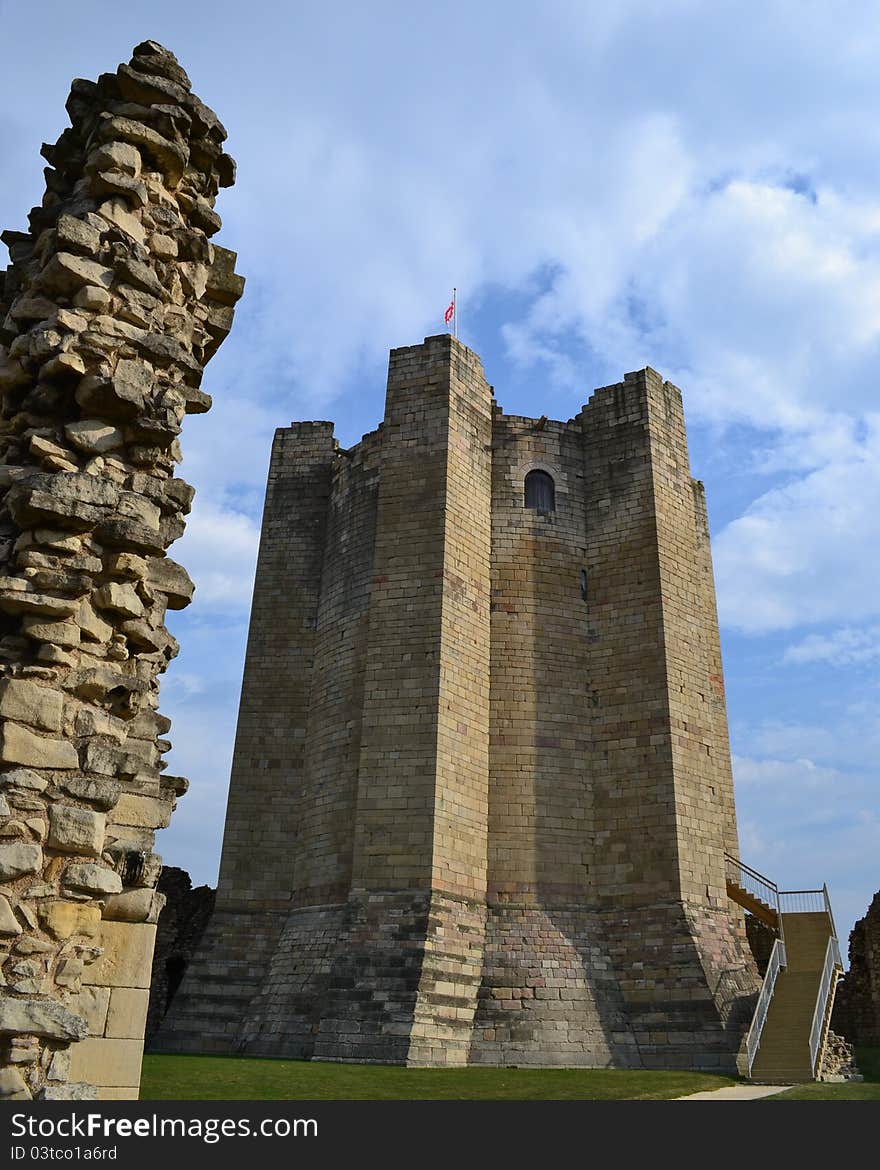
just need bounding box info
[744,938,786,1077]
[809,934,841,1075]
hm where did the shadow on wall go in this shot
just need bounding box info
[145,867,216,1047]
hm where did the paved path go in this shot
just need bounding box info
[676,1084,793,1100]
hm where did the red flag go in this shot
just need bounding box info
[444,299,455,325]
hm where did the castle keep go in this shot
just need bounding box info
[159,333,761,1069]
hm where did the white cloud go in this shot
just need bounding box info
[784,625,880,667]
[714,419,880,633]
[171,497,260,614]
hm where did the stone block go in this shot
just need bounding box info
[40,899,102,940]
[0,677,63,730]
[60,775,120,811]
[0,840,42,880]
[0,722,79,769]
[102,887,160,922]
[0,893,22,936]
[0,997,87,1041]
[63,862,123,897]
[70,986,111,1036]
[65,420,124,455]
[21,616,81,647]
[93,581,145,619]
[48,805,106,856]
[106,987,150,1039]
[114,793,171,830]
[69,1037,144,1088]
[0,1067,31,1099]
[82,921,157,988]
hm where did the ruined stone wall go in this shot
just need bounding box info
[160,338,757,1070]
[0,42,241,1100]
[144,866,215,1045]
[832,890,880,1046]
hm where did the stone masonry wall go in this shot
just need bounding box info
[832,889,880,1045]
[0,42,241,1100]
[160,338,757,1069]
[144,866,215,1045]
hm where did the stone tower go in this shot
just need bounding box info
[158,333,759,1069]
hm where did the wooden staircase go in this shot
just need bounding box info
[725,874,778,929]
[725,855,842,1083]
[749,913,835,1082]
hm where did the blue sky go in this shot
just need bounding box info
[2,1,878,952]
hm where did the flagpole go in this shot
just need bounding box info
[453,287,457,339]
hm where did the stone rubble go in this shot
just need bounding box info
[0,40,241,1099]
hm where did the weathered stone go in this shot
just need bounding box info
[69,986,110,1036]
[0,722,79,769]
[0,676,63,731]
[39,899,101,940]
[30,435,79,472]
[146,556,194,609]
[97,197,146,244]
[103,888,160,923]
[56,215,102,256]
[65,420,124,455]
[82,920,155,987]
[0,768,48,792]
[75,372,144,419]
[105,552,148,580]
[12,936,53,953]
[94,517,166,555]
[0,841,43,880]
[114,794,170,830]
[39,1082,97,1100]
[91,169,149,208]
[80,742,152,779]
[21,616,81,647]
[87,139,142,177]
[77,599,114,643]
[60,774,121,809]
[94,581,144,619]
[0,36,242,1104]
[48,805,106,856]
[117,492,161,530]
[73,284,112,311]
[97,117,187,187]
[0,997,87,1042]
[0,584,79,617]
[0,893,23,936]
[38,251,115,296]
[39,351,87,382]
[47,1049,71,1081]
[149,232,178,259]
[0,1067,32,1100]
[62,862,123,896]
[67,665,147,704]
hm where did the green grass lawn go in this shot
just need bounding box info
[139,1054,737,1101]
[767,1047,880,1101]
[141,1045,880,1101]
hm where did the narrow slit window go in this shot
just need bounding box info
[524,469,555,511]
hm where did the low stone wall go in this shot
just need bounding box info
[0,41,241,1100]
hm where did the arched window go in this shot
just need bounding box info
[524,469,555,511]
